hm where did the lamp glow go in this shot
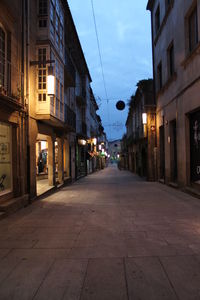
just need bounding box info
[47,66,55,96]
[142,113,147,125]
[93,138,97,145]
[99,145,102,150]
[78,139,86,146]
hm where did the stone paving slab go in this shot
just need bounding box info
[0,249,11,259]
[0,165,200,299]
[0,259,53,300]
[80,258,128,300]
[34,259,88,300]
[125,257,177,300]
[160,255,200,300]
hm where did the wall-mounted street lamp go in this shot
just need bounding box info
[92,138,97,145]
[142,113,147,125]
[78,139,87,146]
[47,66,55,96]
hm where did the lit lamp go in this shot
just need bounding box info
[142,112,148,138]
[47,66,55,96]
[93,138,97,145]
[99,145,102,151]
[78,139,87,146]
[142,113,147,125]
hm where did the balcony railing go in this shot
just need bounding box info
[64,104,76,131]
[64,51,76,86]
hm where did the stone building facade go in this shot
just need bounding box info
[0,0,105,213]
[147,0,200,190]
[0,0,28,209]
[125,80,156,180]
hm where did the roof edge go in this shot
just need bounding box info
[146,0,154,11]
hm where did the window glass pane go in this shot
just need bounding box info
[0,122,12,194]
[39,0,48,15]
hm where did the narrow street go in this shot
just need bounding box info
[1,165,200,299]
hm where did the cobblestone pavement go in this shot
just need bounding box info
[1,164,200,299]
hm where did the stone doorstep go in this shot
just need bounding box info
[169,182,178,189]
[35,177,72,202]
[0,194,29,215]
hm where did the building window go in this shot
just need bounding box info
[188,5,198,52]
[49,0,64,57]
[157,61,162,90]
[0,26,6,89]
[39,19,47,28]
[167,42,175,77]
[0,122,12,195]
[155,5,160,34]
[37,48,47,101]
[39,0,48,16]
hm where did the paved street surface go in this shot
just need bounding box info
[1,164,200,299]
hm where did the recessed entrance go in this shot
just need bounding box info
[36,134,53,196]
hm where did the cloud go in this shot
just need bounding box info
[68,0,152,140]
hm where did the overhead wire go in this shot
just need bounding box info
[90,0,111,139]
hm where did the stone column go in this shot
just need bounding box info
[47,136,55,186]
[29,118,38,199]
[57,137,64,184]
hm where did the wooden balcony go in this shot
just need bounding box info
[35,96,64,128]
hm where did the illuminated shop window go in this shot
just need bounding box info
[0,122,12,194]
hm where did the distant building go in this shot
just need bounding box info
[108,140,121,162]
[125,79,156,180]
[147,0,200,191]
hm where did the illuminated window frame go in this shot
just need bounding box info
[37,48,47,102]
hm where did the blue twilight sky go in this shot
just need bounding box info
[67,0,153,141]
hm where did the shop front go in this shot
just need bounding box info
[35,134,69,196]
[190,110,200,184]
[76,138,87,179]
[0,122,12,195]
[0,103,27,209]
